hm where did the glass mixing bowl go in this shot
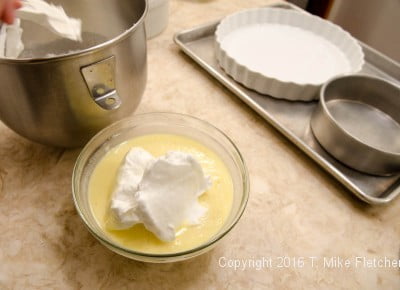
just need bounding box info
[72,112,249,262]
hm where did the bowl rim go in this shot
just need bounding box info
[72,112,250,259]
[0,0,148,64]
[319,73,400,157]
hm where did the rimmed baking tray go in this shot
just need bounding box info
[174,2,400,205]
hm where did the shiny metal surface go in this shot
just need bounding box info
[81,56,121,110]
[311,75,400,176]
[288,0,400,63]
[0,0,148,147]
[327,0,400,63]
[173,2,400,204]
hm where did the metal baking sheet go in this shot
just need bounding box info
[174,3,400,205]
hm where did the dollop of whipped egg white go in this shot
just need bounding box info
[0,0,82,58]
[106,147,212,242]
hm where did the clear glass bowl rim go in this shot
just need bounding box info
[72,112,250,259]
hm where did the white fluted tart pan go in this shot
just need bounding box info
[215,8,364,101]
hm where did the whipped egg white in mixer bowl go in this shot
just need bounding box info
[0,0,148,147]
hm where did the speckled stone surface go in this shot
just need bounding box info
[1,0,399,289]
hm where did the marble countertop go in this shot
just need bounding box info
[1,0,399,289]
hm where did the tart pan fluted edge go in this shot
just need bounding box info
[214,8,365,101]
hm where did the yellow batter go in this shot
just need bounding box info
[88,134,233,254]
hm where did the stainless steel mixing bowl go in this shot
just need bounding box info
[0,0,147,147]
[311,74,400,176]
